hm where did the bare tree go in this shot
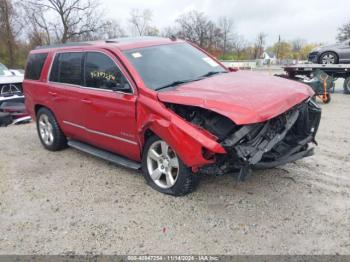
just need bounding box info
[232,34,248,59]
[25,0,107,43]
[161,26,178,38]
[337,21,350,42]
[175,10,217,49]
[21,2,51,46]
[144,26,159,36]
[207,22,222,52]
[101,19,126,39]
[0,0,23,66]
[253,32,267,59]
[128,8,153,36]
[218,16,234,57]
[292,38,305,52]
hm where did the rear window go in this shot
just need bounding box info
[25,53,48,80]
[49,52,83,85]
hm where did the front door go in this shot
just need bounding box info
[80,51,140,161]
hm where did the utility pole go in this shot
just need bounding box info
[276,34,281,60]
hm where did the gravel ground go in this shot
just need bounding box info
[0,92,350,255]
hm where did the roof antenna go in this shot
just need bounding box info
[170,35,177,41]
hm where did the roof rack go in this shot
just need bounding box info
[105,36,167,44]
[35,42,92,50]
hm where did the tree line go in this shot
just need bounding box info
[0,0,349,68]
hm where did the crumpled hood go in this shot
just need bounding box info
[158,71,314,125]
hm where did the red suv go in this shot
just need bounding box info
[24,37,321,196]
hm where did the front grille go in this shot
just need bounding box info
[0,83,23,96]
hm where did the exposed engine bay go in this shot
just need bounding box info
[167,99,321,180]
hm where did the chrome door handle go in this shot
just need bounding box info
[81,99,92,104]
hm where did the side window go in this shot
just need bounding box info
[84,52,131,92]
[49,52,83,85]
[25,53,48,80]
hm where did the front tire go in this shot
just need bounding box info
[36,108,67,151]
[141,136,199,196]
[319,52,338,64]
[344,77,350,94]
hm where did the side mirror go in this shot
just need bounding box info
[113,83,132,93]
[228,66,239,72]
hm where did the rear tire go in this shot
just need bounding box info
[141,136,199,196]
[344,77,350,94]
[36,108,67,151]
[0,112,13,127]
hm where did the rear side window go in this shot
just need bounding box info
[25,53,48,80]
[50,52,83,85]
[84,52,130,91]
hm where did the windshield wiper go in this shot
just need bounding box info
[200,71,227,78]
[155,71,227,91]
[155,79,198,91]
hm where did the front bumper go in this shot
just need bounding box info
[200,99,321,175]
[308,52,319,63]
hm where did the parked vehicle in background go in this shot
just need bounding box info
[24,37,321,196]
[9,69,25,76]
[0,62,24,94]
[0,62,29,126]
[308,40,350,64]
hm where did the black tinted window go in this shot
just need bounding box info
[49,52,83,85]
[25,53,48,80]
[84,52,130,91]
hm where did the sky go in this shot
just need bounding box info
[103,0,350,45]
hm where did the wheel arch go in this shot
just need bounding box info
[34,104,60,125]
[318,50,339,63]
[138,116,226,170]
[34,104,45,115]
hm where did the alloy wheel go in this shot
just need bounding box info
[321,53,336,64]
[146,140,179,189]
[38,114,54,146]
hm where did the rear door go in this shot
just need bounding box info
[80,50,140,161]
[48,51,89,141]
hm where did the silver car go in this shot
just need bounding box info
[308,40,350,64]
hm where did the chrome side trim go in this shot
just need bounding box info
[63,120,138,145]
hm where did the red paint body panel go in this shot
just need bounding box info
[23,38,314,170]
[158,71,314,125]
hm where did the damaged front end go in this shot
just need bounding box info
[167,99,321,179]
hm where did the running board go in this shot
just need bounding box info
[67,140,141,170]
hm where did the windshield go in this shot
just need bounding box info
[123,43,226,90]
[0,63,8,76]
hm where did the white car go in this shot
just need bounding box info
[0,62,24,98]
[0,63,30,126]
[9,69,25,76]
